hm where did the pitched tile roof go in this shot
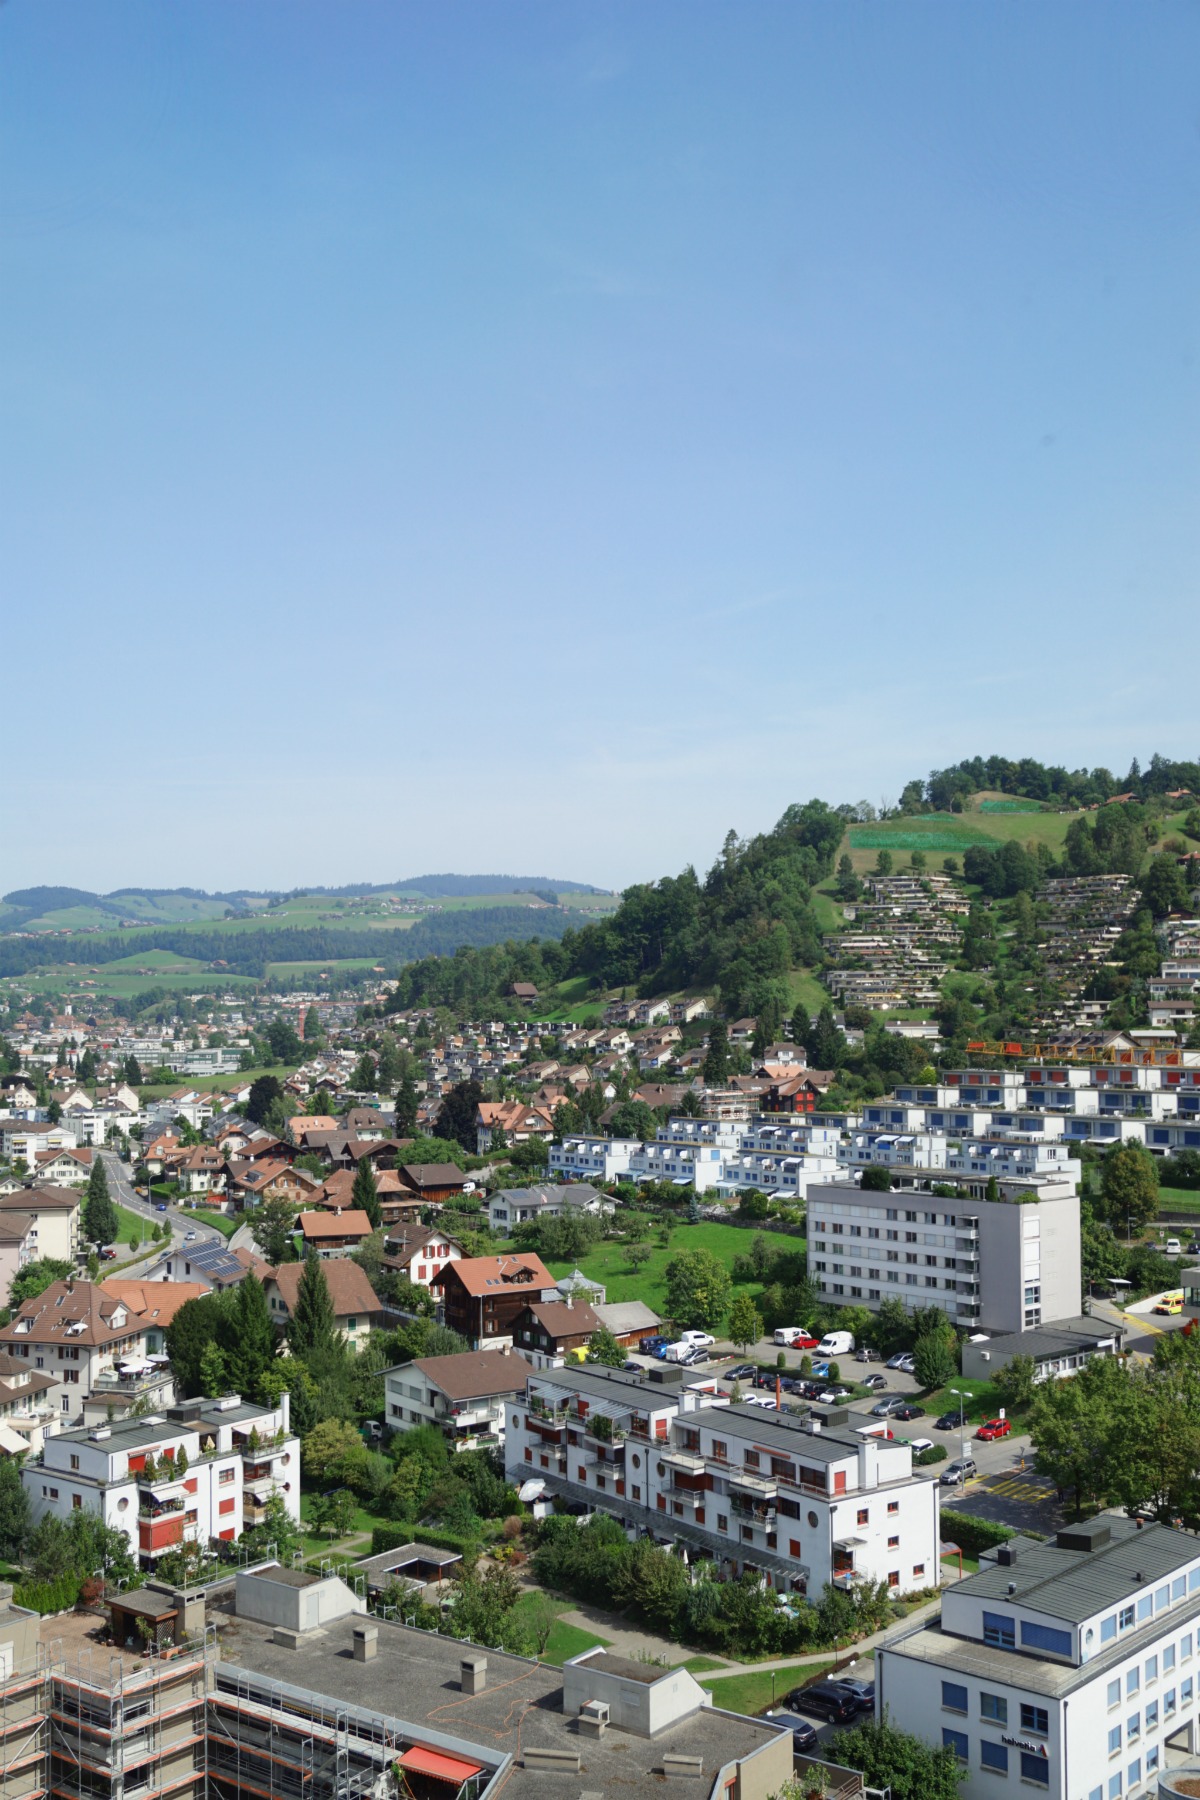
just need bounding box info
[441,1253,554,1298]
[266,1260,380,1319]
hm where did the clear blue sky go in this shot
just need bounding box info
[3,2,1198,894]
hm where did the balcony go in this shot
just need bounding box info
[138,1515,183,1554]
[662,1448,706,1475]
[728,1470,777,1500]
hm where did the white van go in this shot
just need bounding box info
[661,1342,691,1363]
[815,1330,855,1358]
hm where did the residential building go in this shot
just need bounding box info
[435,1253,557,1350]
[878,1516,1200,1800]
[0,1213,36,1310]
[379,1221,462,1290]
[506,1366,940,1597]
[30,1146,94,1186]
[960,1316,1123,1384]
[548,1135,641,1184]
[143,1241,268,1292]
[384,1348,532,1451]
[474,1101,555,1152]
[486,1182,612,1233]
[25,1391,298,1568]
[0,1186,82,1263]
[511,1298,600,1366]
[592,1299,662,1346]
[0,1280,150,1421]
[396,1162,472,1204]
[807,1177,1081,1333]
[0,1351,58,1454]
[99,1280,209,1354]
[263,1261,379,1351]
[296,1207,373,1258]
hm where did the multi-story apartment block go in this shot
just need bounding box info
[385,1348,533,1451]
[879,1516,1200,1800]
[807,1178,1081,1333]
[547,1135,641,1184]
[24,1392,298,1568]
[505,1365,939,1598]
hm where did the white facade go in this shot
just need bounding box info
[26,1392,299,1568]
[879,1518,1200,1800]
[548,1137,640,1184]
[807,1179,1081,1334]
[505,1367,940,1598]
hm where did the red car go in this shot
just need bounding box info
[975,1418,1011,1442]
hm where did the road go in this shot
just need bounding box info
[96,1150,215,1265]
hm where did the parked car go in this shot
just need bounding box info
[975,1417,1011,1442]
[1187,1240,1200,1256]
[808,1360,832,1379]
[854,1346,881,1363]
[679,1331,715,1348]
[871,1396,907,1417]
[743,1395,782,1410]
[829,1677,876,1714]
[886,1352,916,1371]
[893,1404,924,1422]
[816,1331,855,1357]
[640,1335,668,1355]
[788,1681,859,1724]
[726,1363,757,1381]
[862,1373,888,1392]
[906,1437,934,1454]
[183,1230,198,1242]
[941,1457,978,1485]
[1166,1238,1182,1256]
[817,1386,850,1404]
[99,1247,118,1261]
[622,1360,643,1375]
[774,1327,820,1348]
[1155,1294,1183,1316]
[789,1721,819,1753]
[934,1410,964,1431]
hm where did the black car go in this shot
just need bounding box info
[934,1411,962,1431]
[789,1720,819,1752]
[787,1681,859,1724]
[622,1360,643,1375]
[893,1404,924,1422]
[726,1363,757,1381]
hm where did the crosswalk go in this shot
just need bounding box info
[979,1469,1057,1503]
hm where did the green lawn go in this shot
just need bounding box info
[112,1203,156,1251]
[677,1654,731,1674]
[184,1208,238,1239]
[1157,1187,1200,1217]
[542,1221,805,1316]
[841,806,1079,873]
[542,1619,611,1664]
[783,968,830,1015]
[924,1378,1020,1426]
[702,1658,837,1717]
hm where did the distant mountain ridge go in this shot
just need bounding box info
[3,873,606,918]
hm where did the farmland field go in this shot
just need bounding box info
[843,806,1081,872]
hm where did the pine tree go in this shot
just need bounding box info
[83,1159,118,1247]
[352,1158,382,1229]
[395,1074,419,1137]
[229,1274,279,1396]
[702,1021,730,1086]
[288,1254,338,1357]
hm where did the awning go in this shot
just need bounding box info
[517,1478,546,1502]
[0,1425,28,1455]
[396,1746,484,1782]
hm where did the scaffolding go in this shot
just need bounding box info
[46,1629,215,1800]
[207,1670,391,1800]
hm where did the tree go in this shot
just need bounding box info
[9,1258,74,1309]
[1029,1354,1128,1516]
[165,1293,237,1397]
[912,1331,957,1391]
[123,1055,142,1086]
[436,1080,485,1152]
[860,1166,892,1192]
[251,1194,299,1266]
[229,1274,279,1397]
[874,849,893,876]
[302,1418,364,1484]
[1101,1142,1159,1237]
[395,1073,419,1137]
[0,1457,29,1560]
[628,1242,652,1273]
[994,1353,1037,1410]
[245,1075,284,1126]
[302,1006,323,1046]
[352,1051,377,1092]
[664,1248,733,1330]
[289,1254,339,1357]
[586,1326,626,1367]
[702,1022,730,1086]
[606,1100,658,1142]
[828,1714,964,1800]
[83,1159,118,1247]
[727,1292,763,1355]
[1142,853,1191,919]
[352,1159,382,1229]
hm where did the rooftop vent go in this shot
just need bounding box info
[461,1654,486,1695]
[89,1428,111,1442]
[996,1544,1019,1566]
[1056,1521,1111,1554]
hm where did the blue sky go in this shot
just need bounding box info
[3,2,1197,894]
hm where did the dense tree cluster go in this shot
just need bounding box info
[905,752,1200,813]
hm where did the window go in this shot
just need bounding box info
[888,1500,899,1514]
[980,1741,1008,1772]
[1126,1760,1140,1789]
[913,1563,925,1579]
[888,1535,899,1548]
[980,1694,1007,1724]
[1126,1670,1139,1697]
[1156,1585,1170,1611]
[1184,1633,1194,1660]
[1191,1567,1200,1592]
[1184,1677,1195,1707]
[1147,1746,1160,1775]
[1021,1621,1071,1657]
[1126,1713,1140,1743]
[1119,1604,1135,1631]
[1166,1689,1177,1716]
[942,1728,968,1761]
[887,1571,899,1588]
[1107,1680,1121,1708]
[983,1613,1016,1649]
[1019,1752,1049,1787]
[71,1495,81,1511]
[1020,1705,1048,1735]
[1173,1576,1187,1601]
[942,1682,968,1713]
[1145,1655,1158,1683]
[69,1455,79,1470]
[1101,1615,1117,1644]
[1107,1725,1121,1756]
[1138,1596,1153,1621]
[1108,1777,1121,1800]
[218,1497,236,1516]
[1146,1700,1158,1730]
[1164,1645,1176,1673]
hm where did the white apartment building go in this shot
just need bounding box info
[549,1136,641,1185]
[807,1178,1081,1333]
[878,1516,1200,1800]
[385,1349,532,1452]
[25,1392,299,1569]
[505,1366,940,1598]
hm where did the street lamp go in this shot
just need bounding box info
[949,1387,967,1466]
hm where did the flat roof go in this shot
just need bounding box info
[969,1316,1121,1359]
[209,1601,783,1800]
[531,1364,682,1404]
[956,1518,1196,1625]
[695,1403,863,1464]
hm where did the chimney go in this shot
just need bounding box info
[352,1625,377,1662]
[461,1654,487,1694]
[566,1293,573,1309]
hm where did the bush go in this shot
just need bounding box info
[14,1574,82,1615]
[370,1522,487,1557]
[915,1445,947,1466]
[939,1509,1017,1560]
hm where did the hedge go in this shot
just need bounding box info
[370,1524,484,1557]
[940,1510,1017,1561]
[14,1574,83,1615]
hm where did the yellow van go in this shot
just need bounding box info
[1155,1292,1183,1316]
